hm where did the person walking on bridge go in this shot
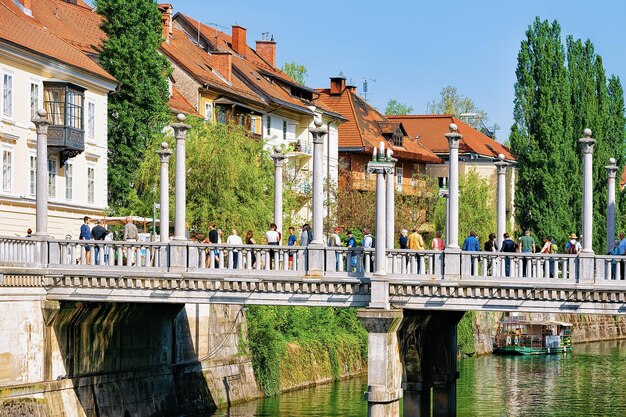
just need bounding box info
[500,233,517,277]
[519,229,535,277]
[79,216,92,264]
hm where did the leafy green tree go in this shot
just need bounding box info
[426,85,499,135]
[132,118,274,237]
[510,18,575,246]
[281,61,308,85]
[433,169,496,247]
[385,99,414,115]
[95,0,172,210]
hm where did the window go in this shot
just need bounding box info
[29,155,36,196]
[87,102,95,139]
[43,82,84,129]
[30,83,39,120]
[2,148,12,192]
[392,133,403,147]
[65,163,73,200]
[87,167,95,204]
[48,158,57,198]
[217,107,226,124]
[266,115,271,136]
[3,73,13,117]
[283,120,287,140]
[204,102,212,121]
[396,166,403,185]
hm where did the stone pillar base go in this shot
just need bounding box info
[306,244,324,276]
[578,252,595,284]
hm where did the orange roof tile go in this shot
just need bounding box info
[169,86,201,117]
[30,0,105,55]
[316,87,442,164]
[387,114,516,161]
[0,1,114,83]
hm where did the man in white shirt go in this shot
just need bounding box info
[226,229,243,269]
[266,223,280,269]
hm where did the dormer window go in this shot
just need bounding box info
[392,126,404,147]
[44,81,85,165]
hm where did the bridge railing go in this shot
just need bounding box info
[0,237,38,266]
[47,239,169,269]
[187,243,308,273]
[594,255,626,283]
[461,252,578,281]
[386,249,443,276]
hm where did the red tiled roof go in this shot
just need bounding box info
[30,0,105,55]
[0,1,114,82]
[160,27,265,106]
[387,114,516,161]
[316,87,442,164]
[169,86,201,117]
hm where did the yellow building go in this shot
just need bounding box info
[0,0,116,238]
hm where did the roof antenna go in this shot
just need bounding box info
[363,78,376,102]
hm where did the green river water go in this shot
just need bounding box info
[209,340,626,417]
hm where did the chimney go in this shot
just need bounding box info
[232,25,247,56]
[330,76,346,95]
[159,4,173,42]
[212,52,232,83]
[346,85,357,94]
[256,40,276,67]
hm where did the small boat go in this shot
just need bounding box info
[493,315,573,355]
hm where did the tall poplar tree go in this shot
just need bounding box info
[510,18,574,245]
[95,0,172,209]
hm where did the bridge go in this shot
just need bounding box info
[1,115,624,417]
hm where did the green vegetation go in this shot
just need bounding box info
[281,61,308,85]
[245,306,368,396]
[385,99,414,115]
[510,17,625,250]
[95,0,172,210]
[457,312,476,356]
[434,169,496,247]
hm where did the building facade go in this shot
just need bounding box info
[0,0,116,238]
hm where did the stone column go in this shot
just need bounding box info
[445,123,462,249]
[386,152,396,250]
[172,114,191,241]
[310,118,327,245]
[368,143,394,308]
[33,109,50,236]
[580,128,595,254]
[156,142,172,243]
[606,158,618,253]
[358,309,404,417]
[495,154,509,249]
[271,149,287,242]
[307,118,327,274]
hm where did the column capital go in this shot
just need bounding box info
[494,153,509,175]
[444,123,462,149]
[32,109,51,134]
[270,150,287,167]
[309,117,327,144]
[579,128,596,154]
[606,157,618,179]
[171,114,191,140]
[156,141,172,163]
[367,163,394,175]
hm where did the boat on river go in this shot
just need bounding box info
[493,315,573,355]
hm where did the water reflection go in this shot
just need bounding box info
[209,340,626,417]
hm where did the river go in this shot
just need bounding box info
[208,340,626,416]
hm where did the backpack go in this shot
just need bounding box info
[567,241,577,255]
[550,243,558,254]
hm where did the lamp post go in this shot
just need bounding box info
[172,114,191,241]
[494,154,509,249]
[367,141,395,309]
[156,142,172,243]
[606,157,618,253]
[32,109,50,236]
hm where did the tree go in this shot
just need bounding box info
[511,17,625,250]
[433,170,495,247]
[426,85,499,136]
[281,61,308,85]
[95,0,172,210]
[132,118,275,236]
[385,99,414,115]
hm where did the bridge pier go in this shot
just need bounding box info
[358,309,404,417]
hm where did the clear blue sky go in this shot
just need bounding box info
[89,0,626,141]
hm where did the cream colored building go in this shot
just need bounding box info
[0,0,116,238]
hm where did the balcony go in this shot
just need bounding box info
[44,81,85,165]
